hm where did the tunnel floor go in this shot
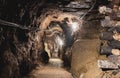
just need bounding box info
[24,58,73,78]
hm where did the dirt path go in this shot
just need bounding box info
[25,58,73,78]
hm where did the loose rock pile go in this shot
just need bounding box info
[98,1,120,77]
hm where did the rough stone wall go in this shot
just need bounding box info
[0,0,46,78]
[0,27,45,78]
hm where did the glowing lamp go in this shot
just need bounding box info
[56,36,64,47]
[71,22,79,32]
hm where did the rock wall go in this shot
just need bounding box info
[0,0,46,78]
[0,26,45,78]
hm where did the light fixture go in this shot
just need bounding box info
[71,22,79,33]
[56,36,64,47]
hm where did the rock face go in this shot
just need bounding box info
[0,0,46,78]
[0,27,45,78]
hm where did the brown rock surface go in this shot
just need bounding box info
[71,39,103,78]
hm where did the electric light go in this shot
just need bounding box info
[56,36,64,47]
[71,22,79,32]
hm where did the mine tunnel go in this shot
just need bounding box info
[1,0,120,78]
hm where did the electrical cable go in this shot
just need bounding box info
[80,0,96,19]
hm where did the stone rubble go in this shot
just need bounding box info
[98,0,120,77]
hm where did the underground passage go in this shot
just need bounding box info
[1,0,120,78]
